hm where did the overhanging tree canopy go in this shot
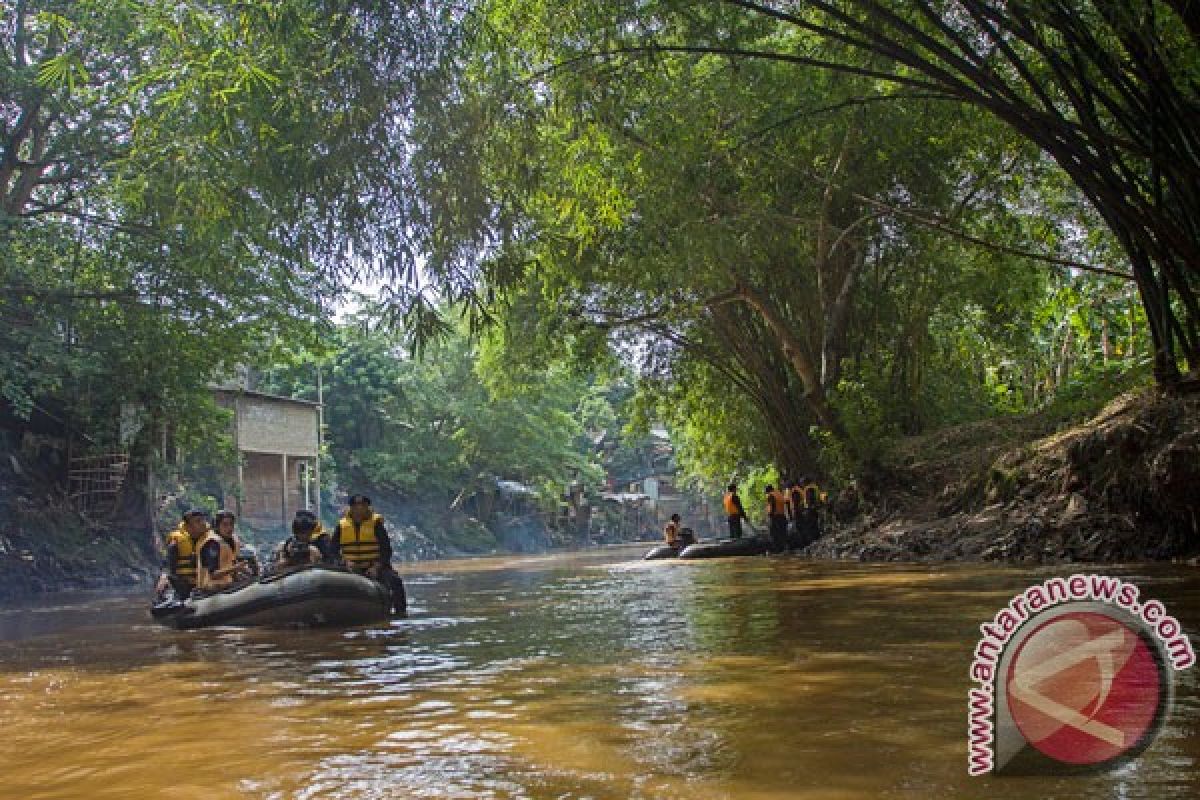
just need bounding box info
[565,0,1200,383]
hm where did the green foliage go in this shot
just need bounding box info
[262,310,611,515]
[1,0,466,463]
[2,0,1176,534]
[1039,359,1155,426]
[738,465,780,527]
[386,0,1165,496]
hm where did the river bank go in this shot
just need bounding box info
[0,505,155,603]
[4,388,1197,601]
[810,388,1200,564]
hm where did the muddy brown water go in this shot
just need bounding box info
[0,547,1196,799]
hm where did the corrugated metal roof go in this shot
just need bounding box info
[211,387,322,407]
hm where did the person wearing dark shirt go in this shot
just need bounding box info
[788,480,807,547]
[270,510,325,573]
[796,478,824,547]
[332,494,406,614]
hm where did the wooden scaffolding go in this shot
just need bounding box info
[68,451,130,520]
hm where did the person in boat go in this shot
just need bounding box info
[663,514,682,548]
[196,510,252,593]
[723,483,748,540]
[765,484,789,553]
[284,508,334,563]
[155,508,210,599]
[310,513,334,562]
[268,509,326,573]
[331,494,406,614]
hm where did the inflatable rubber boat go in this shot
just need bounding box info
[642,528,697,560]
[642,544,682,560]
[679,536,770,559]
[151,565,392,629]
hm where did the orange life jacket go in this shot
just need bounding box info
[767,489,788,517]
[722,492,739,516]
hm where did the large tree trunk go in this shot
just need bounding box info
[717,0,1200,384]
[732,282,848,440]
[706,303,824,478]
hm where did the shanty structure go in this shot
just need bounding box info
[212,388,321,532]
[68,451,130,521]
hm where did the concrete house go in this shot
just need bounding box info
[212,389,321,532]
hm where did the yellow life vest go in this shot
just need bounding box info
[767,489,788,517]
[337,513,383,567]
[166,524,201,581]
[722,492,739,516]
[664,521,680,546]
[196,530,238,591]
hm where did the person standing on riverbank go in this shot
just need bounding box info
[723,483,748,539]
[765,485,789,552]
[788,480,804,525]
[796,478,824,547]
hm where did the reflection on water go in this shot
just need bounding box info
[0,548,1196,799]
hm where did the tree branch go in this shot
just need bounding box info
[0,285,141,303]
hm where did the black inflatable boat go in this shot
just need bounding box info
[679,536,771,559]
[642,544,682,560]
[151,565,392,629]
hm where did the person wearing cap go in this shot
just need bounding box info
[331,494,406,614]
[154,509,210,599]
[269,510,325,573]
[196,510,250,592]
[722,483,748,539]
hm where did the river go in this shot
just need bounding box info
[0,547,1196,799]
